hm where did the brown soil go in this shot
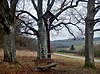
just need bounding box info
[0,49,100,74]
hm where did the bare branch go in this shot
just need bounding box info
[94,5,100,16]
[60,0,66,10]
[19,19,38,36]
[73,8,84,20]
[51,0,81,23]
[94,18,100,25]
[47,0,50,8]
[80,0,100,4]
[50,22,62,30]
[71,23,83,34]
[70,9,85,25]
[31,0,38,11]
[47,0,55,10]
[16,10,38,22]
[50,21,83,39]
[70,0,74,6]
[65,24,76,39]
[93,29,100,32]
[19,31,36,35]
[56,0,80,16]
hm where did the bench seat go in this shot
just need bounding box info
[34,58,57,71]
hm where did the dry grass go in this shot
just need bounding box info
[0,49,100,74]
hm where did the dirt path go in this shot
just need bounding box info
[0,49,100,63]
[53,53,100,63]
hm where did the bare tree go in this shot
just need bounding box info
[16,0,81,59]
[84,0,95,68]
[0,0,18,63]
[76,0,100,68]
[16,0,100,69]
[62,0,100,68]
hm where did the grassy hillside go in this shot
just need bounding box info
[51,37,100,49]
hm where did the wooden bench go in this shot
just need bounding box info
[34,58,57,71]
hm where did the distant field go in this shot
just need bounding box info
[74,44,84,50]
[51,37,100,49]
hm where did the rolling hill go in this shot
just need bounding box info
[51,37,100,49]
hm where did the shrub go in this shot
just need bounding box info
[94,44,100,57]
[75,48,85,56]
[70,44,75,50]
[75,44,100,57]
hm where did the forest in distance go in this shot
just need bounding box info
[51,37,100,49]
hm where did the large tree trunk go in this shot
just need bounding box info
[85,24,95,68]
[0,0,18,63]
[84,0,95,68]
[37,19,48,59]
[36,0,48,59]
[3,25,16,63]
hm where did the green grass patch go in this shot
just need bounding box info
[56,52,76,56]
[74,44,84,50]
